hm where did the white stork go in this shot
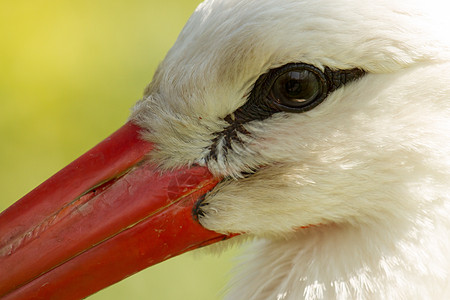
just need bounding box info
[1,0,449,299]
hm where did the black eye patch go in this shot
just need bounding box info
[206,63,365,162]
[235,63,365,122]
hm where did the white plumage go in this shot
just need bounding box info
[131,0,450,299]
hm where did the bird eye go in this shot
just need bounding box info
[226,63,364,126]
[267,64,327,112]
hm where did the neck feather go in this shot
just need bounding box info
[226,209,450,300]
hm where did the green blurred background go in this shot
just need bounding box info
[0,0,238,299]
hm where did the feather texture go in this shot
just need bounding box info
[131,0,450,298]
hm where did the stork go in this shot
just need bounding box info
[1,0,450,299]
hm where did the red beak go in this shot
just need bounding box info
[0,122,235,299]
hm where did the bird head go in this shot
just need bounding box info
[132,0,450,236]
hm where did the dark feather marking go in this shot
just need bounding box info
[206,64,365,162]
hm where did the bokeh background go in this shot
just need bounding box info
[0,0,238,299]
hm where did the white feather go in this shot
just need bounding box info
[131,0,450,298]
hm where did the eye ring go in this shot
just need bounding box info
[265,63,328,113]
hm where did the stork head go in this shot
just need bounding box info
[2,0,450,298]
[131,0,450,236]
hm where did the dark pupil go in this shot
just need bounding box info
[273,70,320,107]
[285,78,302,96]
